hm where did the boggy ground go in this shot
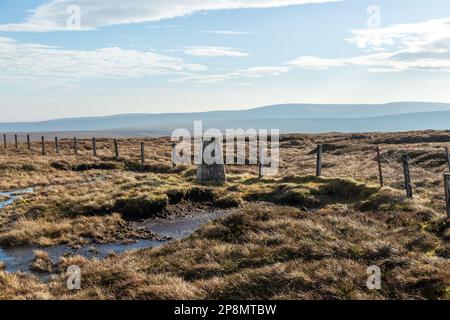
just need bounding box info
[0,131,449,300]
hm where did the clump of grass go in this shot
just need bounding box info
[317,178,379,199]
[244,176,377,208]
[0,272,51,300]
[0,261,5,271]
[214,194,243,208]
[31,250,53,273]
[184,187,216,203]
[58,255,88,271]
[113,195,168,220]
[357,187,416,212]
[356,187,442,225]
[0,214,147,247]
[0,219,72,247]
[166,189,186,205]
[125,161,188,174]
[51,161,122,171]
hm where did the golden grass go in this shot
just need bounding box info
[0,132,448,300]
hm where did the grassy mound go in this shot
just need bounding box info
[244,176,379,209]
[51,161,123,171]
[113,195,168,220]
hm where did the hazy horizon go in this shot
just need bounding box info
[0,101,449,123]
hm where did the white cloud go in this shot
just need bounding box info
[175,66,289,83]
[288,56,346,69]
[183,46,248,57]
[0,0,341,32]
[289,17,450,73]
[0,37,206,81]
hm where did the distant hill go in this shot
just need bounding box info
[1,102,450,136]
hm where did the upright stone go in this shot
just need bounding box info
[196,138,226,184]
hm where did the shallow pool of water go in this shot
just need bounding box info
[0,209,228,277]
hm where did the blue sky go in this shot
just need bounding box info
[0,0,450,121]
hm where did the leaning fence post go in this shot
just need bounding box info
[445,147,450,172]
[444,174,450,226]
[92,137,97,156]
[27,134,31,150]
[402,154,413,198]
[73,137,78,155]
[140,142,145,166]
[316,144,323,177]
[3,134,6,149]
[114,139,119,160]
[55,137,59,154]
[41,136,45,155]
[14,134,18,150]
[377,146,384,187]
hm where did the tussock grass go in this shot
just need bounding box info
[43,203,449,300]
[0,214,149,247]
[31,250,53,273]
[0,133,449,300]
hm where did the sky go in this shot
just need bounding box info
[0,0,450,121]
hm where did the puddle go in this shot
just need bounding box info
[0,210,229,278]
[0,188,34,209]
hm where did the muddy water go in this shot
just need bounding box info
[0,192,227,276]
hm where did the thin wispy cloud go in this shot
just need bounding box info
[0,0,341,32]
[183,46,249,57]
[0,37,206,81]
[289,17,450,73]
[175,66,289,84]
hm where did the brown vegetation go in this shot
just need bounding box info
[0,131,448,300]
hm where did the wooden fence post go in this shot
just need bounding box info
[445,147,450,172]
[41,136,45,155]
[444,174,450,226]
[14,134,18,150]
[114,139,119,160]
[402,154,413,198]
[377,146,384,187]
[3,134,6,149]
[140,142,145,166]
[73,137,78,155]
[92,137,97,156]
[316,144,323,177]
[258,144,263,179]
[172,143,177,168]
[55,137,59,154]
[27,134,31,150]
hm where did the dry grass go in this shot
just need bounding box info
[0,132,448,300]
[44,203,448,300]
[31,250,53,273]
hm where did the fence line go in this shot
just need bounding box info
[2,133,450,216]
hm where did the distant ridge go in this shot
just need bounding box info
[1,102,450,135]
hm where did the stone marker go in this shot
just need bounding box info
[196,137,226,184]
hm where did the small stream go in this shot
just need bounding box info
[0,187,227,277]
